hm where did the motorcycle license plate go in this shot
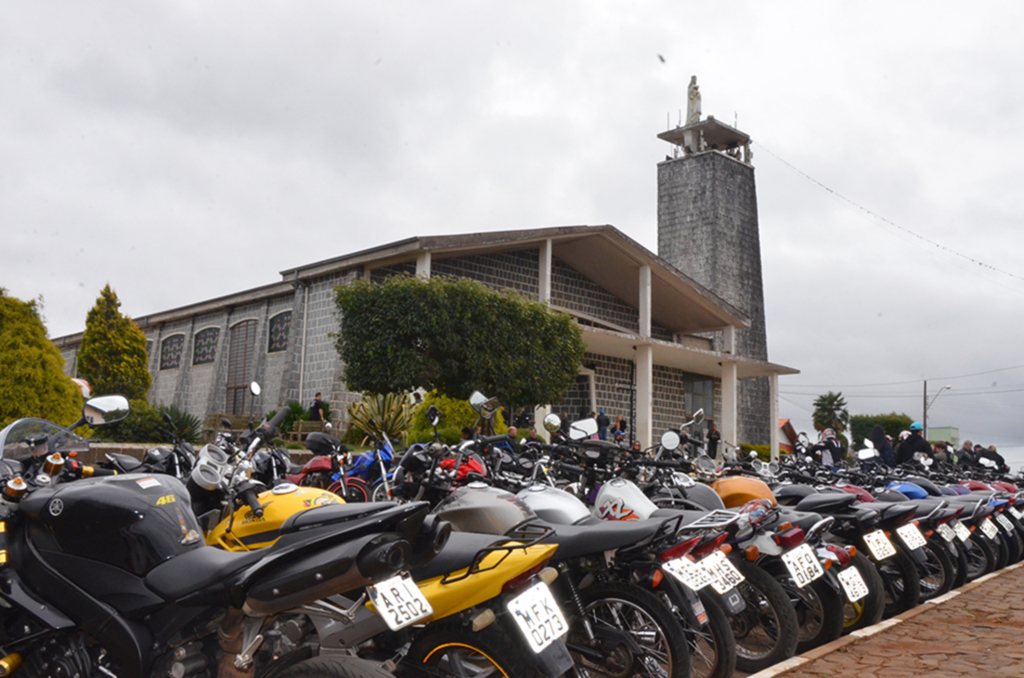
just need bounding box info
[996,513,1015,534]
[896,524,927,551]
[837,566,869,602]
[699,551,745,594]
[863,530,896,560]
[1010,506,1023,520]
[507,582,568,653]
[781,544,824,588]
[980,518,1000,540]
[952,520,972,542]
[936,523,956,543]
[663,556,714,592]
[368,574,434,631]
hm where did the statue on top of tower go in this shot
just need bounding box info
[686,76,701,126]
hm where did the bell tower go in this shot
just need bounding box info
[656,77,770,445]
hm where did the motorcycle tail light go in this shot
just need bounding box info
[501,559,551,594]
[824,543,851,566]
[692,532,729,559]
[894,512,916,527]
[658,536,701,562]
[774,527,805,550]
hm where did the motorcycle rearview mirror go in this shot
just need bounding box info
[249,382,261,396]
[863,438,875,449]
[692,408,704,426]
[857,447,879,461]
[468,391,500,419]
[748,450,759,459]
[80,395,130,427]
[221,418,233,429]
[543,413,561,433]
[426,405,441,428]
[660,430,681,451]
[569,418,598,441]
[695,454,717,475]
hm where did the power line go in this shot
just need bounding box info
[783,363,1024,390]
[757,143,1024,283]
[781,387,1024,398]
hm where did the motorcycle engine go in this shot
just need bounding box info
[20,632,92,678]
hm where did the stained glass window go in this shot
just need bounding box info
[268,311,291,353]
[193,327,220,366]
[160,335,185,370]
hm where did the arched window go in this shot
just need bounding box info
[268,311,292,353]
[160,334,185,370]
[192,327,220,365]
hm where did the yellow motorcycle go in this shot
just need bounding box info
[189,415,573,678]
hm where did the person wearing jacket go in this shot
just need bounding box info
[869,424,896,467]
[895,422,932,465]
[811,429,844,467]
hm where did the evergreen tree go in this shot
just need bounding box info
[77,285,152,400]
[0,289,82,428]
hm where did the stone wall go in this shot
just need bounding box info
[432,250,539,299]
[551,258,640,332]
[657,151,770,445]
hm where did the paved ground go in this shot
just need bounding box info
[746,561,1024,678]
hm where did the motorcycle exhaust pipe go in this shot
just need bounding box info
[407,515,452,568]
[356,533,411,580]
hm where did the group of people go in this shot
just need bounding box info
[859,423,1007,471]
[595,409,630,443]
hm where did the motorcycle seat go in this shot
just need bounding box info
[279,502,395,534]
[794,493,858,514]
[145,545,266,604]
[774,507,824,533]
[109,452,143,473]
[410,531,516,582]
[531,518,668,561]
[875,503,917,524]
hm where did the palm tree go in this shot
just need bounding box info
[812,391,849,433]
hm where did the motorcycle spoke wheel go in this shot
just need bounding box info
[576,599,672,677]
[421,645,509,678]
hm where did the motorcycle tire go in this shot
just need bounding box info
[964,533,996,581]
[574,581,690,678]
[729,559,799,674]
[404,621,547,678]
[918,540,954,601]
[1003,524,1024,565]
[876,546,920,618]
[773,573,844,654]
[947,539,969,589]
[992,530,1010,570]
[843,552,885,633]
[687,589,737,678]
[275,656,393,678]
[332,477,369,503]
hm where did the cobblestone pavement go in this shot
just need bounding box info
[744,561,1024,678]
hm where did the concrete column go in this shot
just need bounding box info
[533,405,551,442]
[362,266,372,281]
[538,239,552,303]
[769,373,779,461]
[416,251,432,278]
[639,264,651,338]
[721,361,738,458]
[723,325,736,355]
[636,345,653,449]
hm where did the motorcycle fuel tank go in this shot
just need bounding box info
[21,474,203,577]
[594,477,659,521]
[206,484,345,550]
[517,484,592,525]
[432,482,537,533]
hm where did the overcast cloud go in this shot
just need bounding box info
[3,1,1024,453]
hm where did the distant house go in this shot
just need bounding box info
[54,98,799,454]
[778,419,799,454]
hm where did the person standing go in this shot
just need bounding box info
[895,422,931,465]
[614,415,628,438]
[707,423,721,459]
[596,409,610,440]
[956,440,976,468]
[309,392,325,422]
[869,424,895,467]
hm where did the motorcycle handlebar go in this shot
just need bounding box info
[480,434,511,445]
[551,461,584,476]
[264,407,291,437]
[239,484,264,518]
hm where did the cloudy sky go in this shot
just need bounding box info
[4,2,1024,452]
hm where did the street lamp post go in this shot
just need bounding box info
[923,381,951,440]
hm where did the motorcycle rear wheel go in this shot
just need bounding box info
[842,552,885,633]
[963,534,996,581]
[775,574,844,654]
[876,547,920,618]
[918,540,954,601]
[404,621,546,678]
[686,589,737,678]
[574,581,690,678]
[275,656,393,678]
[729,559,799,674]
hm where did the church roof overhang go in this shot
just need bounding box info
[281,225,751,336]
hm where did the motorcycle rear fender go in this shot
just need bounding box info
[527,635,575,678]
